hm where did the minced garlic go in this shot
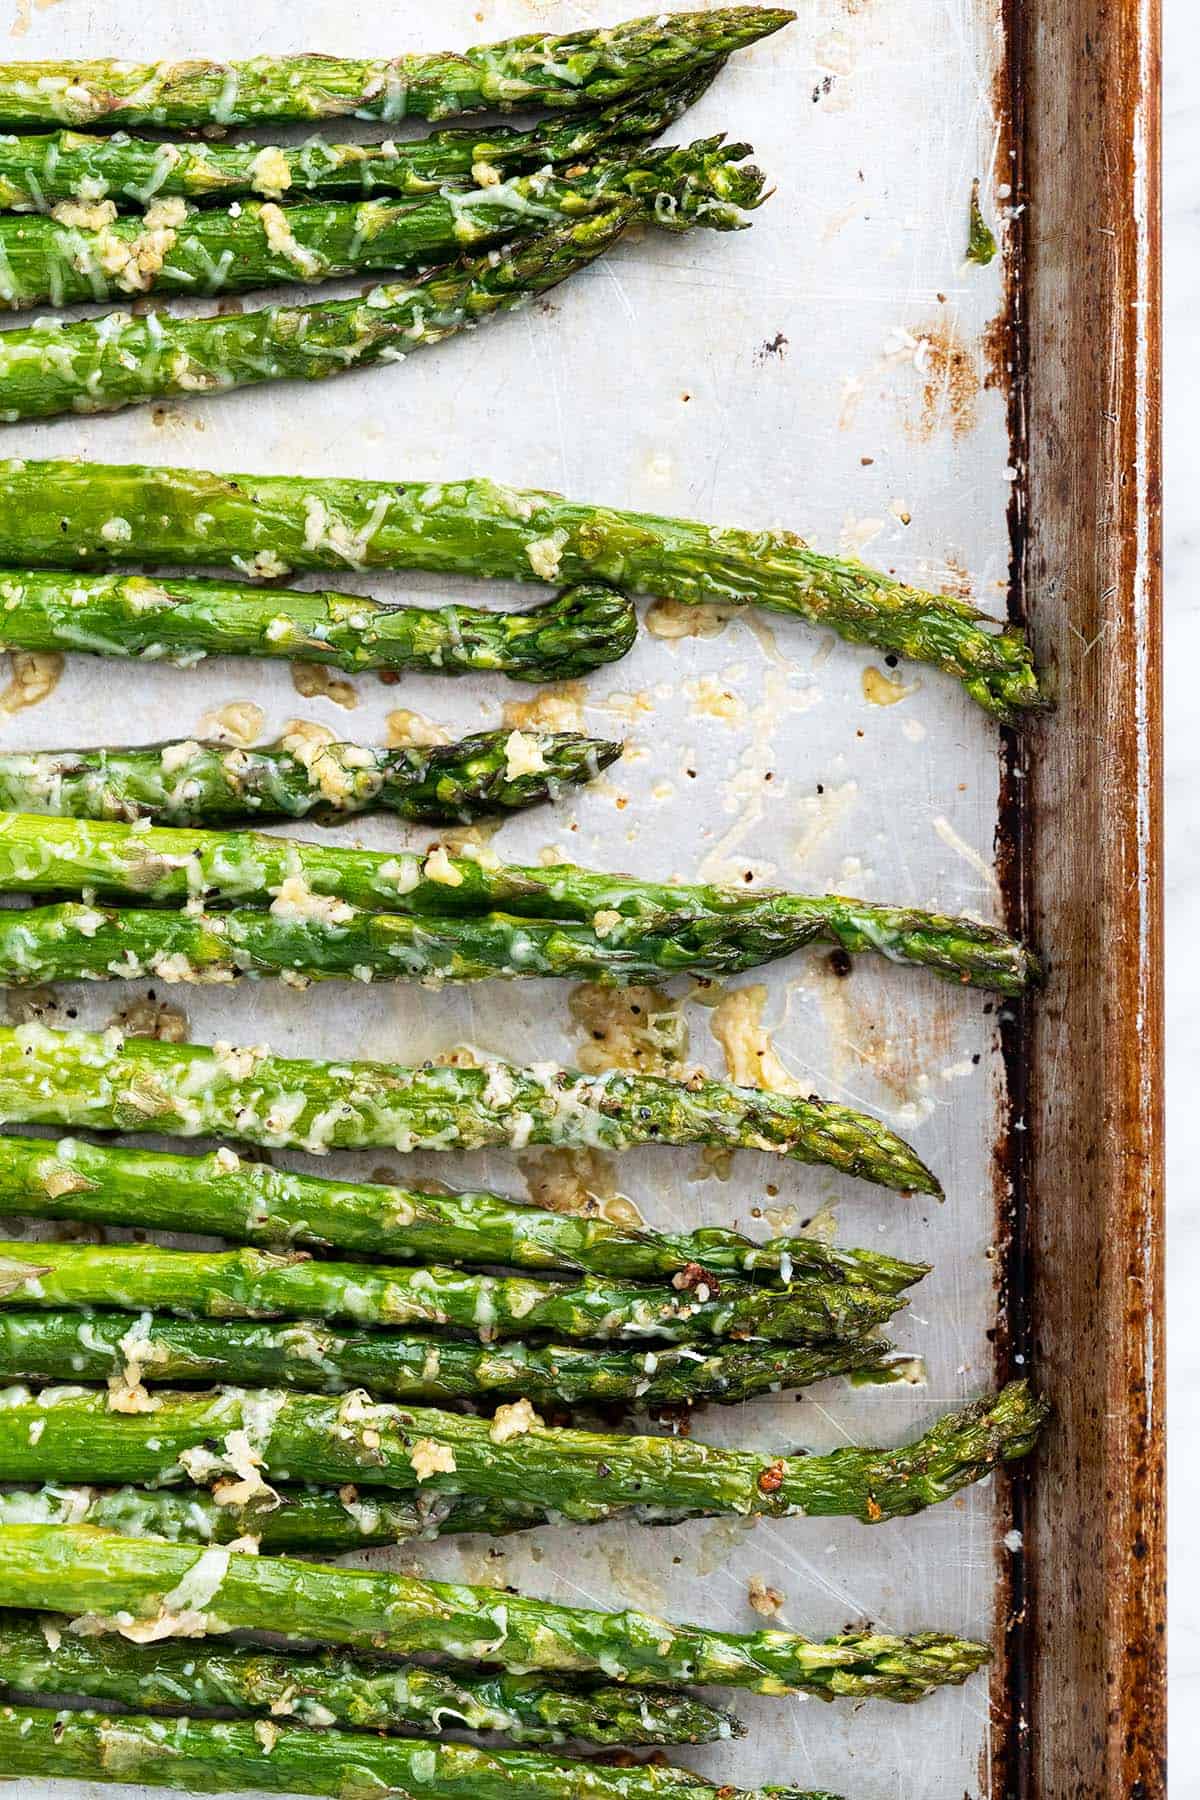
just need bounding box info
[423,847,463,888]
[51,198,118,230]
[249,146,292,199]
[489,1398,543,1444]
[409,1439,457,1482]
[747,1575,785,1617]
[524,529,569,581]
[502,729,548,782]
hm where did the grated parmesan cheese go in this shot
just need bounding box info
[269,874,354,926]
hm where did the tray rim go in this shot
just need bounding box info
[994,0,1165,1793]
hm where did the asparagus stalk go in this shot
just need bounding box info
[0,1381,1047,1526]
[0,1520,993,1699]
[0,11,795,128]
[0,815,1039,994]
[0,1704,837,1800]
[0,730,623,826]
[0,460,1045,721]
[0,1615,742,1749]
[0,1131,924,1289]
[0,138,764,311]
[0,1309,899,1409]
[0,1240,908,1345]
[0,1021,940,1195]
[0,204,639,423]
[0,71,719,210]
[0,572,639,683]
[0,893,1023,1001]
[0,1480,558,1550]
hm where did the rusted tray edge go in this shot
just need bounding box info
[992,0,1164,1795]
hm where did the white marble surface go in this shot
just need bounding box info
[1166,0,1191,1769]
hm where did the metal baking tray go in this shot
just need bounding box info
[0,1,1162,1796]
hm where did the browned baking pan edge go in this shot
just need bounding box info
[992,1,1164,1795]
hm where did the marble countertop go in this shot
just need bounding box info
[1165,0,1188,1765]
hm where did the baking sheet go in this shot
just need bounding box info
[0,3,1016,1797]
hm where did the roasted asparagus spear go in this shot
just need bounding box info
[0,1382,1046,1526]
[0,1131,921,1286]
[0,10,795,127]
[0,71,718,209]
[0,1479,561,1550]
[0,1239,910,1345]
[0,1308,901,1409]
[0,1021,939,1195]
[0,730,622,825]
[0,1520,993,1700]
[0,1702,841,1800]
[0,572,638,682]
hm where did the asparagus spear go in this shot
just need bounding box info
[0,460,1044,720]
[0,572,639,683]
[0,205,639,423]
[0,730,623,826]
[0,1480,558,1550]
[0,1615,742,1749]
[0,1381,1046,1526]
[0,1239,908,1345]
[0,138,765,311]
[0,71,719,210]
[0,1704,836,1800]
[0,1131,924,1289]
[0,1308,899,1409]
[0,1021,940,1195]
[0,815,1038,994]
[0,11,795,128]
[0,893,1023,1001]
[0,1520,993,1699]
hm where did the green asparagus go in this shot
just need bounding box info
[0,205,638,423]
[0,893,1024,1000]
[0,1524,993,1706]
[0,1480,559,1550]
[0,1309,899,1409]
[0,11,795,128]
[0,138,764,311]
[0,1704,838,1800]
[0,1239,908,1345]
[0,458,1045,719]
[0,730,622,826]
[0,572,639,682]
[0,1615,741,1748]
[0,815,1039,994]
[0,1381,1047,1526]
[0,71,719,209]
[0,1131,924,1288]
[0,1021,940,1194]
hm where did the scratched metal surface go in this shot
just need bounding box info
[0,3,1017,1797]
